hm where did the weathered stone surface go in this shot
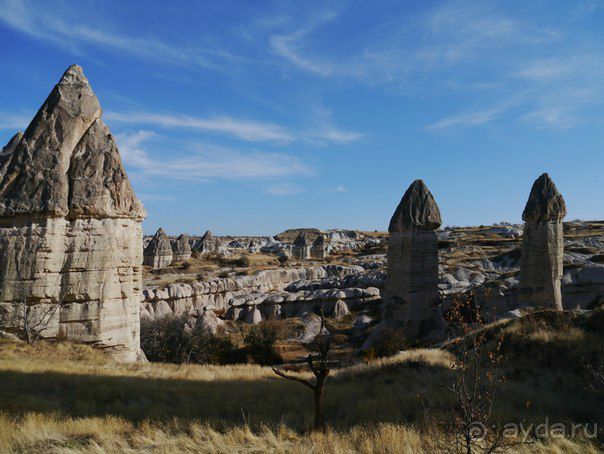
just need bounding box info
[367,180,443,346]
[141,264,372,324]
[389,180,442,232]
[0,65,102,217]
[143,228,173,269]
[172,234,192,262]
[520,174,566,310]
[194,230,223,254]
[0,132,23,183]
[69,119,145,219]
[522,173,567,223]
[0,64,145,362]
[292,232,311,259]
[1,132,22,157]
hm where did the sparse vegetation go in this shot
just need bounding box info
[0,309,601,452]
[140,315,237,364]
[243,320,283,365]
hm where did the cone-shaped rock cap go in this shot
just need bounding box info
[522,173,567,222]
[389,180,442,232]
[201,230,214,241]
[0,64,145,220]
[173,233,191,254]
[293,232,310,247]
[144,228,171,255]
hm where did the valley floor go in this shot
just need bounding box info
[0,310,602,453]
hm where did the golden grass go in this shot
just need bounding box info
[0,413,599,453]
[0,309,601,453]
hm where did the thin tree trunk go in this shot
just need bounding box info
[314,375,326,431]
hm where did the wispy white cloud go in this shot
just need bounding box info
[511,56,604,82]
[107,110,363,144]
[137,193,176,202]
[0,0,232,70]
[265,182,304,196]
[116,130,312,181]
[0,111,31,131]
[269,11,338,76]
[106,112,294,143]
[521,87,600,130]
[426,98,521,130]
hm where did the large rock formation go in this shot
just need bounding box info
[368,180,443,344]
[0,65,146,361]
[519,173,566,310]
[292,232,311,259]
[172,233,192,262]
[194,230,223,254]
[143,228,173,269]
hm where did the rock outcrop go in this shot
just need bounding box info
[140,265,369,323]
[194,230,223,254]
[292,232,311,259]
[172,234,192,262]
[0,65,146,361]
[143,228,173,269]
[369,180,443,344]
[519,173,566,310]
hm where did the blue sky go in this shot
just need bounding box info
[0,0,603,235]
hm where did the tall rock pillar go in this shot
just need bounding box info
[520,173,566,310]
[0,65,146,361]
[383,180,442,338]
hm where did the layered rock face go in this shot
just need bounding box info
[140,265,369,323]
[519,173,566,310]
[383,180,443,337]
[292,232,311,259]
[194,230,223,254]
[0,65,146,361]
[172,234,192,262]
[143,228,173,269]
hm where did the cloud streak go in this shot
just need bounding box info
[0,0,231,70]
[107,112,294,143]
[107,110,363,144]
[116,130,312,181]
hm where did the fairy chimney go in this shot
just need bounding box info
[520,173,566,310]
[0,65,146,361]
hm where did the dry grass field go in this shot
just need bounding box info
[0,310,601,453]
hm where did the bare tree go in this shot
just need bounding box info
[272,310,332,432]
[426,292,513,454]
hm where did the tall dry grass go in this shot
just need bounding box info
[0,309,601,452]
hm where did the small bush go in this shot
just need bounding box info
[141,315,236,364]
[243,320,283,365]
[374,328,408,357]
